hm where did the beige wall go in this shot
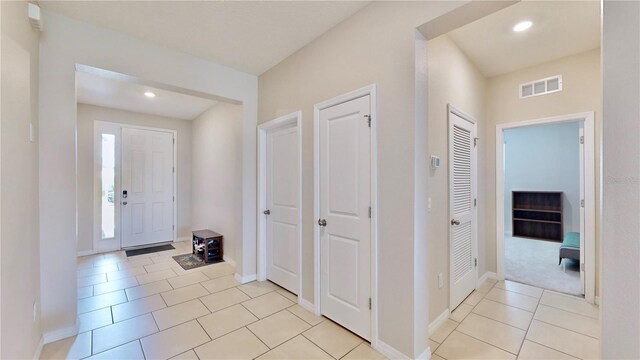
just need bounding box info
[259,2,467,357]
[601,1,640,358]
[191,103,243,264]
[1,1,42,358]
[485,49,602,294]
[426,35,487,322]
[77,103,193,253]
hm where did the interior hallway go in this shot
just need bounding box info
[41,241,385,360]
[430,279,599,359]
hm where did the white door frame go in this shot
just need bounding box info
[93,121,178,252]
[257,111,303,298]
[448,104,479,310]
[495,111,596,304]
[313,84,379,347]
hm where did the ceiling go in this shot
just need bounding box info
[448,1,601,77]
[76,71,218,120]
[41,1,370,75]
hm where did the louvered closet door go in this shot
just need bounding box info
[449,109,477,311]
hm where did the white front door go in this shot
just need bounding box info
[319,95,371,340]
[121,127,175,248]
[265,124,300,294]
[449,108,477,310]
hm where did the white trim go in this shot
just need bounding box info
[77,250,96,257]
[495,111,596,304]
[375,340,411,360]
[595,296,600,305]
[223,255,236,268]
[93,121,178,254]
[313,84,379,346]
[417,346,432,360]
[234,273,257,284]
[257,111,303,297]
[428,308,451,337]
[43,321,78,344]
[448,104,479,310]
[478,271,497,285]
[299,298,315,313]
[33,336,44,360]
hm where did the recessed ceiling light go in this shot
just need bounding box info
[513,20,533,32]
[144,91,156,98]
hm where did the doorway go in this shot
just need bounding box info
[313,86,378,343]
[257,112,302,296]
[94,122,177,252]
[496,112,596,302]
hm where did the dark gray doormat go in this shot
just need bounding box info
[125,244,175,257]
[173,253,224,270]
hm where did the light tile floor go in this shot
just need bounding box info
[41,241,385,360]
[431,278,600,360]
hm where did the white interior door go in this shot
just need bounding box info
[121,127,174,248]
[449,109,477,311]
[265,124,300,294]
[578,123,585,294]
[319,95,371,340]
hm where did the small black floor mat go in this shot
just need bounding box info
[125,244,175,257]
[173,253,224,270]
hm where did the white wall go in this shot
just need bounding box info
[504,122,580,233]
[426,34,486,322]
[77,104,194,254]
[191,103,243,264]
[601,1,640,358]
[258,2,468,357]
[1,1,42,358]
[38,10,257,340]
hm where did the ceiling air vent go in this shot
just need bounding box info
[519,75,562,99]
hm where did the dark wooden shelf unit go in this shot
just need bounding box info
[512,191,563,241]
[192,230,223,263]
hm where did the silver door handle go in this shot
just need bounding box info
[122,201,128,206]
[263,209,271,215]
[451,219,460,225]
[318,219,327,227]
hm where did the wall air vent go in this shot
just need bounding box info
[519,75,562,99]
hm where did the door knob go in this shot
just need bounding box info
[122,201,128,206]
[318,219,327,227]
[263,209,271,215]
[451,219,460,225]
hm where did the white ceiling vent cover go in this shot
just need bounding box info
[519,75,563,99]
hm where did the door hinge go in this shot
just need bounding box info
[474,137,479,147]
[581,199,585,207]
[364,114,371,128]
[173,138,175,145]
[580,263,585,271]
[368,206,372,219]
[474,198,477,207]
[368,298,372,310]
[173,196,175,202]
[474,258,478,267]
[580,136,584,144]
[173,167,175,173]
[173,225,175,230]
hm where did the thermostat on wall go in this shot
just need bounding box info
[430,155,440,170]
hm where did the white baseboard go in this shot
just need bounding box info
[375,340,411,360]
[43,321,78,344]
[223,255,236,268]
[299,297,315,313]
[478,271,497,285]
[417,345,432,360]
[429,308,451,337]
[234,273,257,284]
[77,250,96,257]
[33,336,44,360]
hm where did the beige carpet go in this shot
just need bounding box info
[505,235,582,296]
